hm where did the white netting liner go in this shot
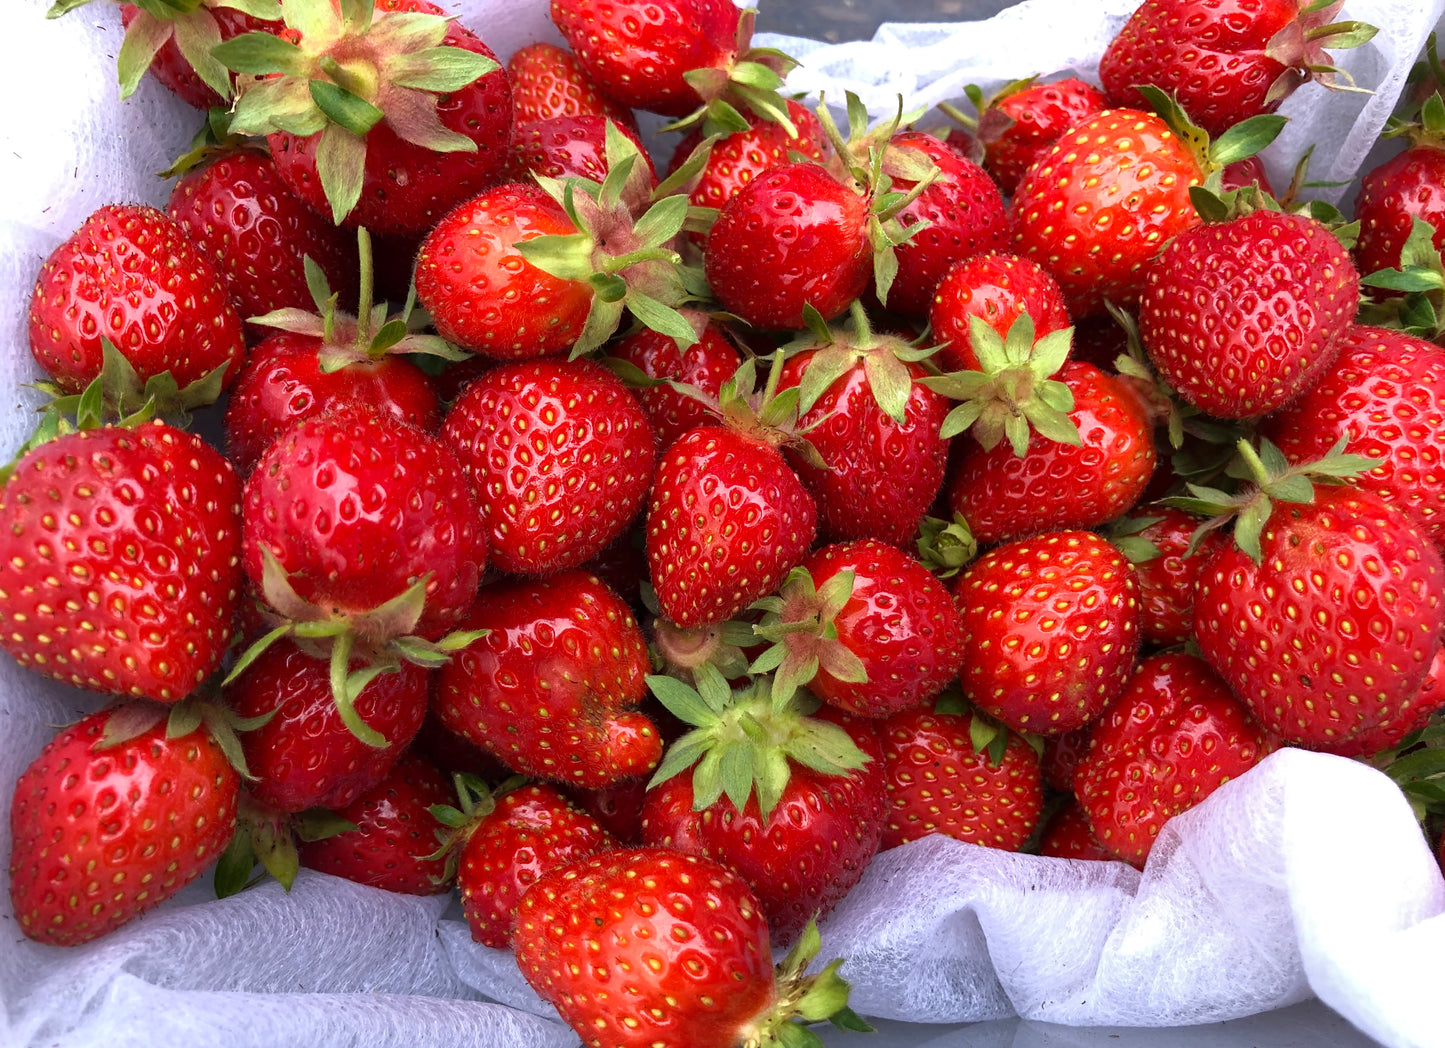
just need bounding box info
[2,0,1444,1046]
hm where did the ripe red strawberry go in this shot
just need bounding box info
[879,703,1044,851]
[1260,325,1445,552]
[1041,726,1092,793]
[1139,209,1360,419]
[972,77,1109,195]
[929,252,1071,373]
[10,702,240,946]
[607,313,741,449]
[1009,108,1205,317]
[1098,0,1371,138]
[507,41,638,130]
[1075,653,1273,866]
[563,777,650,845]
[28,204,246,394]
[115,1,278,107]
[446,780,616,948]
[752,540,966,719]
[1355,144,1445,278]
[954,531,1143,734]
[514,848,859,1048]
[298,752,454,895]
[1193,483,1445,755]
[221,0,513,234]
[1109,506,1230,647]
[0,422,243,703]
[668,100,827,215]
[704,161,872,330]
[440,357,655,575]
[227,638,429,813]
[507,114,657,186]
[945,361,1157,547]
[166,150,359,336]
[433,571,662,789]
[1039,797,1118,861]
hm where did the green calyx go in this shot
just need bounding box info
[1357,218,1445,341]
[645,664,870,820]
[660,10,801,140]
[914,513,978,578]
[786,300,935,426]
[738,919,872,1048]
[1263,0,1377,101]
[1130,85,1288,191]
[214,792,358,898]
[424,771,525,885]
[216,0,499,223]
[1165,436,1379,562]
[920,313,1080,456]
[748,566,867,710]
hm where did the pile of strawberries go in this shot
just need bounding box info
[4,0,1445,1045]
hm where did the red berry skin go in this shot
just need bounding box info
[778,351,950,549]
[166,150,359,335]
[1355,147,1445,278]
[434,571,662,789]
[549,0,741,117]
[1117,506,1230,647]
[704,162,872,330]
[507,41,638,130]
[670,100,827,215]
[1138,210,1360,419]
[954,531,1143,735]
[1039,797,1118,861]
[980,77,1109,195]
[1009,109,1203,318]
[242,407,486,637]
[646,426,818,628]
[0,423,243,703]
[799,541,967,719]
[564,777,650,845]
[879,707,1044,851]
[883,131,1010,319]
[1075,653,1272,867]
[298,752,454,895]
[228,639,430,813]
[640,711,885,946]
[28,204,246,394]
[414,183,594,360]
[224,331,441,476]
[440,358,656,575]
[1041,727,1092,793]
[1261,325,1445,553]
[268,0,512,238]
[1194,487,1445,756]
[9,706,240,946]
[120,3,276,109]
[929,252,1072,373]
[946,361,1157,547]
[514,848,775,1048]
[608,321,741,450]
[507,114,657,186]
[457,783,616,948]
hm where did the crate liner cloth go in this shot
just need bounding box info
[2,0,1445,1045]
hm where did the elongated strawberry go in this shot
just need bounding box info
[507,40,638,130]
[434,571,662,789]
[10,702,241,946]
[28,204,246,395]
[0,421,243,703]
[954,531,1143,735]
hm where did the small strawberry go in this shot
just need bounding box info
[1108,505,1230,647]
[102,0,281,107]
[507,40,638,130]
[668,99,827,216]
[1041,726,1092,793]
[954,531,1143,735]
[606,311,741,449]
[10,701,242,946]
[507,115,657,186]
[433,571,662,789]
[947,77,1109,195]
[928,252,1071,374]
[0,421,243,703]
[1074,653,1273,866]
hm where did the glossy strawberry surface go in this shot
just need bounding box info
[507,114,657,185]
[929,252,1072,373]
[1355,146,1445,278]
[507,40,638,129]
[669,100,827,215]
[980,77,1108,194]
[1116,506,1230,647]
[608,321,740,450]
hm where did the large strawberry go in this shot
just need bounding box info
[433,571,662,789]
[0,421,243,703]
[514,848,861,1048]
[28,204,246,395]
[10,702,241,946]
[440,357,656,575]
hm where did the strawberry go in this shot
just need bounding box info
[750,540,966,719]
[1039,797,1117,861]
[1098,0,1375,138]
[439,357,656,575]
[433,570,662,789]
[1041,726,1091,793]
[954,531,1143,735]
[227,638,429,812]
[507,115,657,186]
[928,252,1071,374]
[1108,505,1230,647]
[218,0,512,234]
[28,204,246,395]
[607,312,741,449]
[514,848,860,1048]
[0,421,243,703]
[1260,325,1445,552]
[10,702,241,946]
[668,100,827,215]
[966,77,1109,195]
[1138,208,1360,419]
[297,752,454,895]
[110,1,279,107]
[563,777,650,845]
[1355,129,1445,280]
[166,149,359,338]
[878,701,1044,851]
[1075,653,1272,866]
[944,360,1157,547]
[507,41,638,130]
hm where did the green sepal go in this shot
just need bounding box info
[214,824,258,899]
[96,702,169,750]
[293,808,359,843]
[1208,114,1289,167]
[116,10,173,99]
[210,28,311,75]
[315,123,369,225]
[385,47,498,92]
[310,79,384,137]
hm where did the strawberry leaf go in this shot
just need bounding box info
[315,124,368,224]
[212,29,311,75]
[116,11,173,99]
[385,46,498,92]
